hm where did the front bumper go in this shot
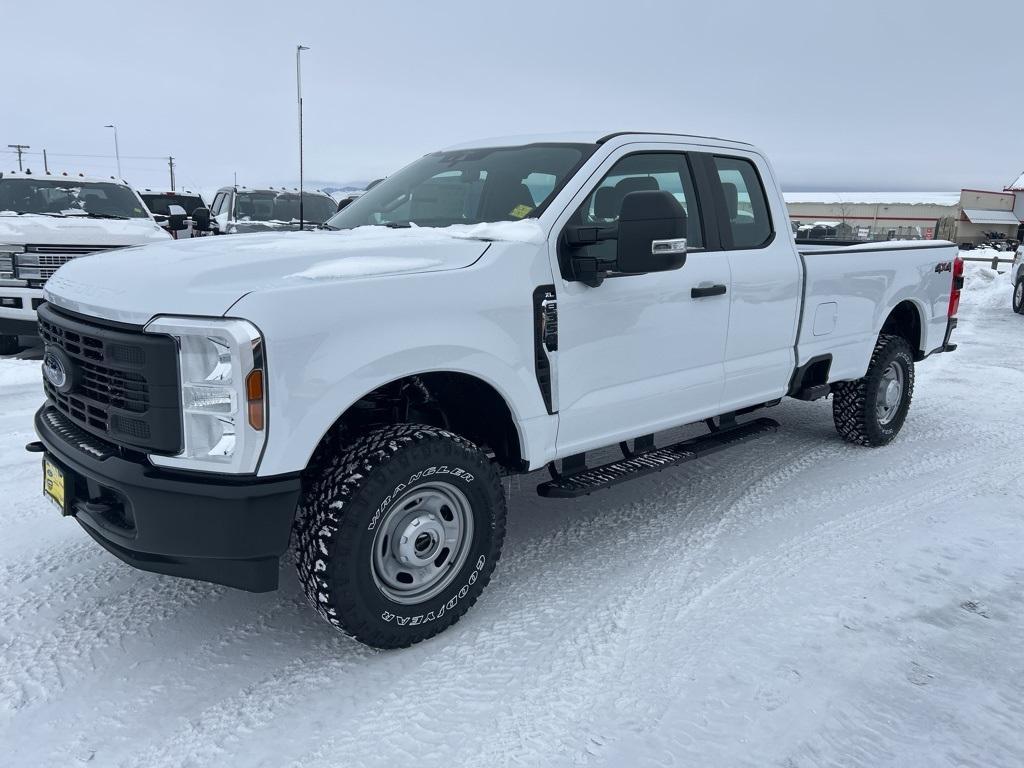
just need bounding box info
[34,405,302,592]
[0,285,44,336]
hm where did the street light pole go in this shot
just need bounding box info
[104,124,121,178]
[297,44,310,231]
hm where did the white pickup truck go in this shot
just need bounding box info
[30,132,961,649]
[0,172,170,353]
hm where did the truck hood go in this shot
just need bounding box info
[42,224,531,325]
[0,213,169,246]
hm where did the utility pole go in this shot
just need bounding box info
[7,144,29,171]
[297,44,310,231]
[103,124,121,178]
[43,149,49,173]
[168,156,176,191]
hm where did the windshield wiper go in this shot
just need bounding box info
[383,222,412,228]
[72,212,131,220]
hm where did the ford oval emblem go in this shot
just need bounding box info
[42,347,73,393]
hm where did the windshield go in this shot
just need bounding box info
[325,143,593,230]
[0,178,149,218]
[234,191,336,224]
[139,193,206,217]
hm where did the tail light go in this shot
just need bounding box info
[948,256,964,318]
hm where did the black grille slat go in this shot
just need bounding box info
[25,244,125,255]
[37,304,182,454]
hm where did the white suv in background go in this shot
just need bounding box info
[208,186,337,234]
[0,172,170,354]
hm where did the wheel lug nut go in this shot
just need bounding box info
[401,536,408,544]
[400,555,409,563]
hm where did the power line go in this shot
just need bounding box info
[0,149,169,161]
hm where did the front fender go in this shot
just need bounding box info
[231,244,556,476]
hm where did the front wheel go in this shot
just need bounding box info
[1013,278,1024,314]
[295,423,506,649]
[832,334,915,447]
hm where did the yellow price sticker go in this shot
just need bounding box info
[509,204,533,219]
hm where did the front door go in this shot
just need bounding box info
[551,149,732,456]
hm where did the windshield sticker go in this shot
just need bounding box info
[510,204,533,219]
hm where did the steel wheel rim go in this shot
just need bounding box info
[371,481,474,605]
[875,361,905,426]
[1016,281,1023,306]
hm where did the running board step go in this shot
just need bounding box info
[537,417,779,498]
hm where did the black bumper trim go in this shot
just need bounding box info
[0,318,39,337]
[35,405,302,592]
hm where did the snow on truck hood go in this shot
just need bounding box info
[43,222,542,325]
[0,213,169,246]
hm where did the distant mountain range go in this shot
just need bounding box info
[304,180,372,194]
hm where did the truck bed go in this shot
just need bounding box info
[795,240,958,383]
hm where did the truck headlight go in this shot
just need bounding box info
[0,246,23,281]
[144,316,266,473]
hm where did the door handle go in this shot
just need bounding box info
[691,284,727,299]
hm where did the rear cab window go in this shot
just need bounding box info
[711,155,773,249]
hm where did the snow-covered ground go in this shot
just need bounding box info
[1,263,1022,767]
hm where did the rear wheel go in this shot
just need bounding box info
[1013,278,1024,314]
[295,423,506,649]
[0,335,19,356]
[832,334,915,447]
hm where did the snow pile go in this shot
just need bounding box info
[325,219,546,245]
[289,255,444,280]
[0,359,40,388]
[441,220,546,244]
[960,258,1011,311]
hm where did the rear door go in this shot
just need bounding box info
[550,145,732,456]
[699,153,802,410]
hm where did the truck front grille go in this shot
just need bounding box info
[17,245,126,284]
[37,303,182,454]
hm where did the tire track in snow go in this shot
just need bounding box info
[116,429,821,767]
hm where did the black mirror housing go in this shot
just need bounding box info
[191,207,211,231]
[615,190,688,274]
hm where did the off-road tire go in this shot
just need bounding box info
[1013,278,1024,314]
[0,335,19,356]
[295,423,506,649]
[832,334,915,447]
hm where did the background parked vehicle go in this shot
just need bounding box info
[208,186,336,233]
[0,172,170,354]
[137,189,209,238]
[1012,244,1024,313]
[32,132,961,649]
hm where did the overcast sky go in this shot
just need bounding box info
[3,0,1022,194]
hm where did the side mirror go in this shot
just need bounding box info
[336,198,353,212]
[167,204,188,232]
[191,206,211,231]
[615,190,688,274]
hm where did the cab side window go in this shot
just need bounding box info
[562,153,702,272]
[573,153,703,248]
[712,156,772,249]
